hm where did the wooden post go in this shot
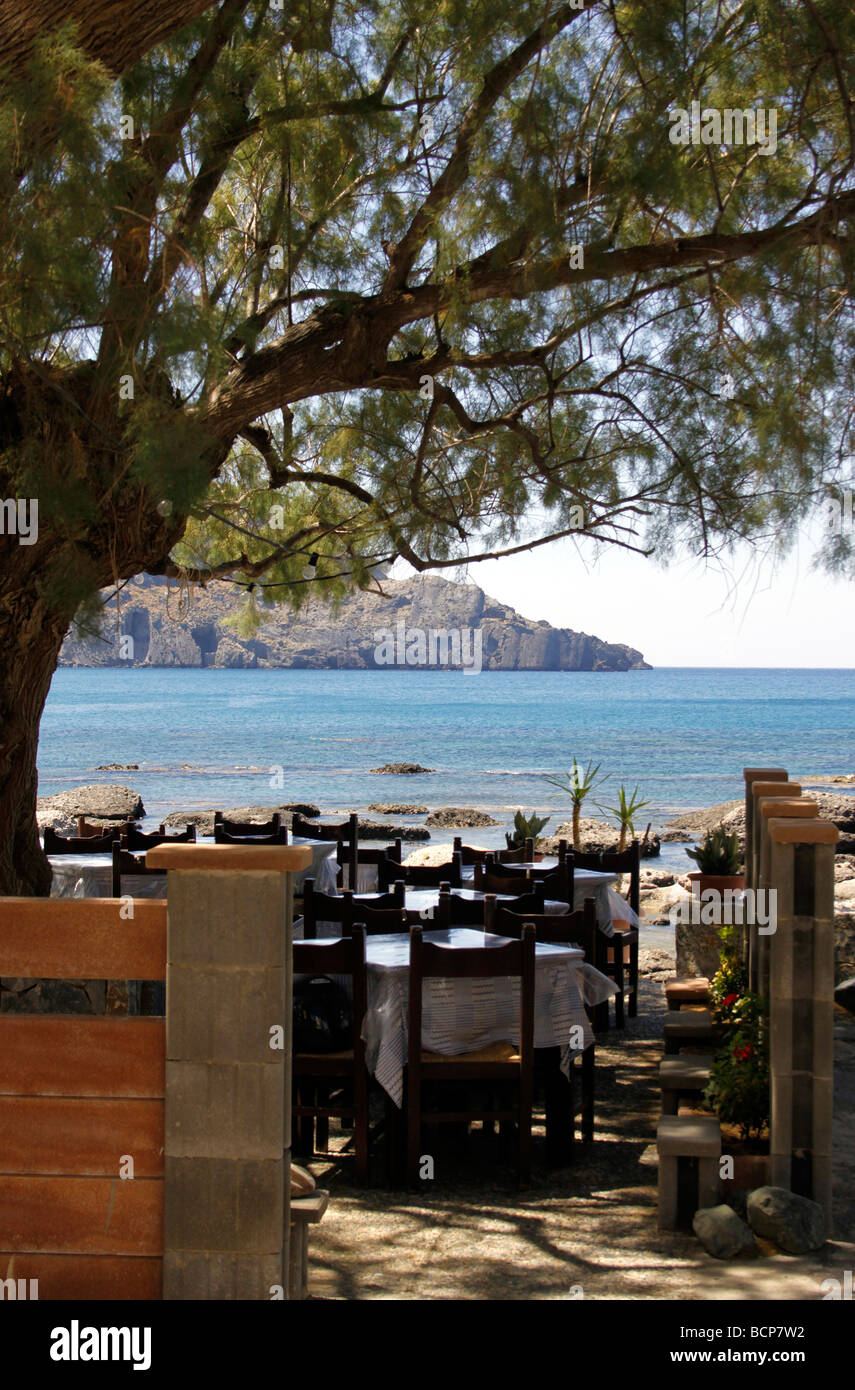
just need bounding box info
[743,769,788,890]
[147,843,312,1299]
[766,818,837,1231]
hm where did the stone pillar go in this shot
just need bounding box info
[147,843,312,1299]
[743,768,788,890]
[750,781,801,894]
[766,818,837,1230]
[752,798,818,997]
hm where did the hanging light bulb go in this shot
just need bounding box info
[301,552,319,580]
[156,499,173,517]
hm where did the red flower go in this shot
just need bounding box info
[723,993,739,1007]
[733,1044,752,1061]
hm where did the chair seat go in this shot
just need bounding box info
[422,1041,519,1064]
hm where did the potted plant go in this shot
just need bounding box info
[545,758,606,849]
[505,810,550,852]
[704,971,770,1189]
[685,824,744,897]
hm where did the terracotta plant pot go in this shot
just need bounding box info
[718,1126,770,1192]
[688,872,745,896]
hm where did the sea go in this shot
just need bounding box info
[38,666,855,870]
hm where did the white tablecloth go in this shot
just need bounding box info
[48,837,338,898]
[356,927,617,1107]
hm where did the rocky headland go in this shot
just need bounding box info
[58,573,650,672]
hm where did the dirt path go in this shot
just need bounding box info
[305,970,855,1301]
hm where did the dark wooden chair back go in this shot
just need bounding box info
[452,837,492,865]
[495,840,536,862]
[214,811,283,837]
[302,879,404,938]
[213,825,289,846]
[349,905,424,934]
[111,844,165,897]
[472,865,549,903]
[123,824,197,850]
[377,851,462,891]
[433,890,498,931]
[293,924,368,1056]
[44,825,125,855]
[494,895,599,951]
[571,840,641,915]
[293,812,358,888]
[339,836,400,890]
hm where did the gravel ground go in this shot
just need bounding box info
[301,953,855,1301]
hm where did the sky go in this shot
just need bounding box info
[402,518,855,668]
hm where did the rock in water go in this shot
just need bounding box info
[746,1187,826,1254]
[369,763,435,775]
[424,808,500,828]
[368,803,429,815]
[37,784,144,827]
[693,1205,756,1259]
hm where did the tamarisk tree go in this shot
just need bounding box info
[1,0,854,893]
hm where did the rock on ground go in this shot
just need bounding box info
[424,808,499,828]
[660,791,855,847]
[693,1205,756,1259]
[746,1187,826,1254]
[161,804,320,835]
[836,978,855,1014]
[37,784,144,828]
[540,818,661,857]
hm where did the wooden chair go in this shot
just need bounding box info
[377,851,463,891]
[572,841,641,1025]
[292,925,369,1182]
[495,840,536,863]
[302,879,403,939]
[452,837,492,866]
[77,816,130,838]
[123,823,196,850]
[407,923,536,1188]
[293,812,358,889]
[433,890,498,931]
[472,865,548,905]
[482,857,575,905]
[213,824,289,846]
[343,839,402,892]
[214,810,282,836]
[348,904,425,934]
[44,825,125,855]
[493,898,600,1145]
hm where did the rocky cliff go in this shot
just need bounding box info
[58,574,650,672]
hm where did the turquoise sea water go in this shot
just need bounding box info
[38,668,855,857]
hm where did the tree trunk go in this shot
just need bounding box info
[0,591,68,896]
[572,802,581,850]
[0,0,221,77]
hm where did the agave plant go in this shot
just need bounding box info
[544,758,607,850]
[686,824,742,876]
[600,784,651,853]
[505,809,550,851]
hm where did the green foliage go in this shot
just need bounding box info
[686,824,742,875]
[2,0,855,622]
[704,977,769,1142]
[505,809,550,850]
[545,759,605,808]
[599,784,650,843]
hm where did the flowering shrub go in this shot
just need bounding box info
[704,958,769,1141]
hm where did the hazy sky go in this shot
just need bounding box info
[404,518,855,668]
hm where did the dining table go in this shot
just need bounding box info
[358,926,617,1107]
[47,835,339,899]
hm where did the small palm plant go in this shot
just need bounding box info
[544,758,606,849]
[600,784,651,853]
[505,809,550,851]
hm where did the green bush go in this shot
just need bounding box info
[686,823,741,875]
